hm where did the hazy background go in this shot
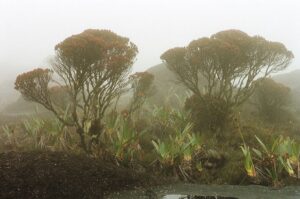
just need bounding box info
[0,0,300,77]
[0,0,299,85]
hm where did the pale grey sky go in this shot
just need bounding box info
[0,0,299,83]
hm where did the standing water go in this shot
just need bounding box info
[108,184,300,199]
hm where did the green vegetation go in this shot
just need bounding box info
[1,116,77,152]
[102,114,145,164]
[15,29,138,153]
[161,30,293,132]
[1,28,300,195]
[241,135,300,187]
[252,78,292,123]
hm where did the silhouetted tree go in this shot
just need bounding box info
[129,71,155,116]
[15,29,138,152]
[253,78,291,122]
[161,30,293,131]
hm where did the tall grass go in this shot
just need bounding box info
[1,117,76,152]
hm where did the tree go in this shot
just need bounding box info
[128,71,155,116]
[48,85,71,111]
[161,30,293,131]
[253,78,291,122]
[15,29,138,152]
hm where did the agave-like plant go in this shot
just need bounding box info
[1,113,74,152]
[20,106,74,151]
[275,136,300,178]
[23,118,46,149]
[1,125,20,150]
[45,117,75,151]
[150,104,192,137]
[241,144,256,177]
[152,139,174,165]
[241,135,300,186]
[151,105,172,129]
[53,105,78,151]
[152,122,201,175]
[103,115,144,163]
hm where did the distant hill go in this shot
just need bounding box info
[0,63,185,115]
[146,63,188,106]
[0,77,47,115]
[273,70,300,90]
[273,70,300,108]
[1,63,299,116]
[0,79,19,111]
[145,63,210,106]
[147,64,300,107]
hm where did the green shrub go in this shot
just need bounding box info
[241,135,300,187]
[102,115,145,164]
[185,94,232,132]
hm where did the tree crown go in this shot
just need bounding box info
[161,29,294,106]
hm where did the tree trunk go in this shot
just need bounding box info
[87,119,103,152]
[76,127,88,153]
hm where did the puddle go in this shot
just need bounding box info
[163,195,238,199]
[107,184,300,199]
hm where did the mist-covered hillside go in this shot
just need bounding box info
[1,64,300,115]
[273,70,300,89]
[146,63,188,106]
[147,64,300,108]
[0,78,19,111]
[273,70,300,108]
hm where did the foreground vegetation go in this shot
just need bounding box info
[0,28,300,198]
[1,102,300,187]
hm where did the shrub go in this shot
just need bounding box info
[185,94,232,132]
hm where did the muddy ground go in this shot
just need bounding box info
[0,151,156,199]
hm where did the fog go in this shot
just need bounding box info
[0,0,300,83]
[2,1,300,196]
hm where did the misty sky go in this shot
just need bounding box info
[0,0,299,83]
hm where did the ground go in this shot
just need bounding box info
[0,151,156,199]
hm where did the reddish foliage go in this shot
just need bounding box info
[15,68,52,106]
[15,29,139,152]
[161,29,293,132]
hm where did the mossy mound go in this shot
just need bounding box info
[0,151,154,199]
